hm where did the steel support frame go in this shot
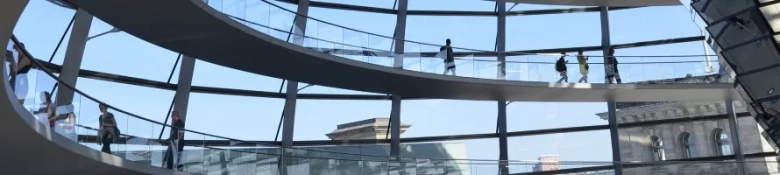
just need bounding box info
[390,0,407,171]
[497,0,507,79]
[726,100,747,175]
[279,1,309,174]
[496,1,509,174]
[694,0,780,151]
[392,0,407,68]
[600,6,623,175]
[698,1,780,104]
[55,9,92,106]
[497,101,509,175]
[173,56,195,122]
[389,95,402,172]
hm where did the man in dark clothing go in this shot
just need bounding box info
[605,47,622,84]
[98,104,117,154]
[440,39,456,76]
[555,52,569,83]
[165,111,185,170]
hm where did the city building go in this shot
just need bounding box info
[596,75,779,175]
[326,118,412,140]
[532,155,560,172]
[118,118,471,175]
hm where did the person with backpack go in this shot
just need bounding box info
[576,49,589,83]
[440,39,456,76]
[555,52,568,83]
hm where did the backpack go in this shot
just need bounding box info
[98,114,121,140]
[555,58,566,71]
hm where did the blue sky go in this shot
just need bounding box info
[11,0,715,168]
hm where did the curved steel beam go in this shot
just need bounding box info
[35,61,413,100]
[65,0,736,102]
[75,112,750,147]
[483,0,681,7]
[271,0,642,16]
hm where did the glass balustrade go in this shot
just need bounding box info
[1,1,766,174]
[211,0,726,84]
[5,33,777,174]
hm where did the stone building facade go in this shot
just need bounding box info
[119,118,471,175]
[596,75,778,175]
[532,155,560,172]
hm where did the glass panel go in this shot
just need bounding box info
[614,100,760,162]
[10,1,772,175]
[507,102,607,131]
[693,0,755,24]
[408,0,496,11]
[82,19,180,82]
[75,78,173,121]
[401,100,496,137]
[508,131,613,173]
[609,7,701,43]
[314,0,396,9]
[186,92,284,140]
[295,99,390,141]
[13,0,76,65]
[507,10,600,50]
[623,161,740,174]
[201,0,726,85]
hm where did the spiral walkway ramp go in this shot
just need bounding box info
[5,0,780,175]
[57,0,739,102]
[0,3,184,172]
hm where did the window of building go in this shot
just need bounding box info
[651,136,666,161]
[680,132,696,158]
[715,129,732,155]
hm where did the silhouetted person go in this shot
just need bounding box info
[166,111,185,170]
[11,43,31,104]
[605,47,622,84]
[98,104,117,154]
[576,49,589,83]
[32,92,55,126]
[440,39,456,76]
[4,45,13,82]
[54,104,76,141]
[555,52,568,83]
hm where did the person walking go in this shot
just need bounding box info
[165,111,185,170]
[440,39,456,76]
[54,104,77,141]
[555,52,568,83]
[605,47,622,84]
[98,104,117,154]
[32,92,55,126]
[576,49,589,83]
[11,43,31,104]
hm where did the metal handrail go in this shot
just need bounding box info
[8,35,441,161]
[217,0,717,58]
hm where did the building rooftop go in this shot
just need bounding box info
[615,74,728,110]
[326,118,412,140]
